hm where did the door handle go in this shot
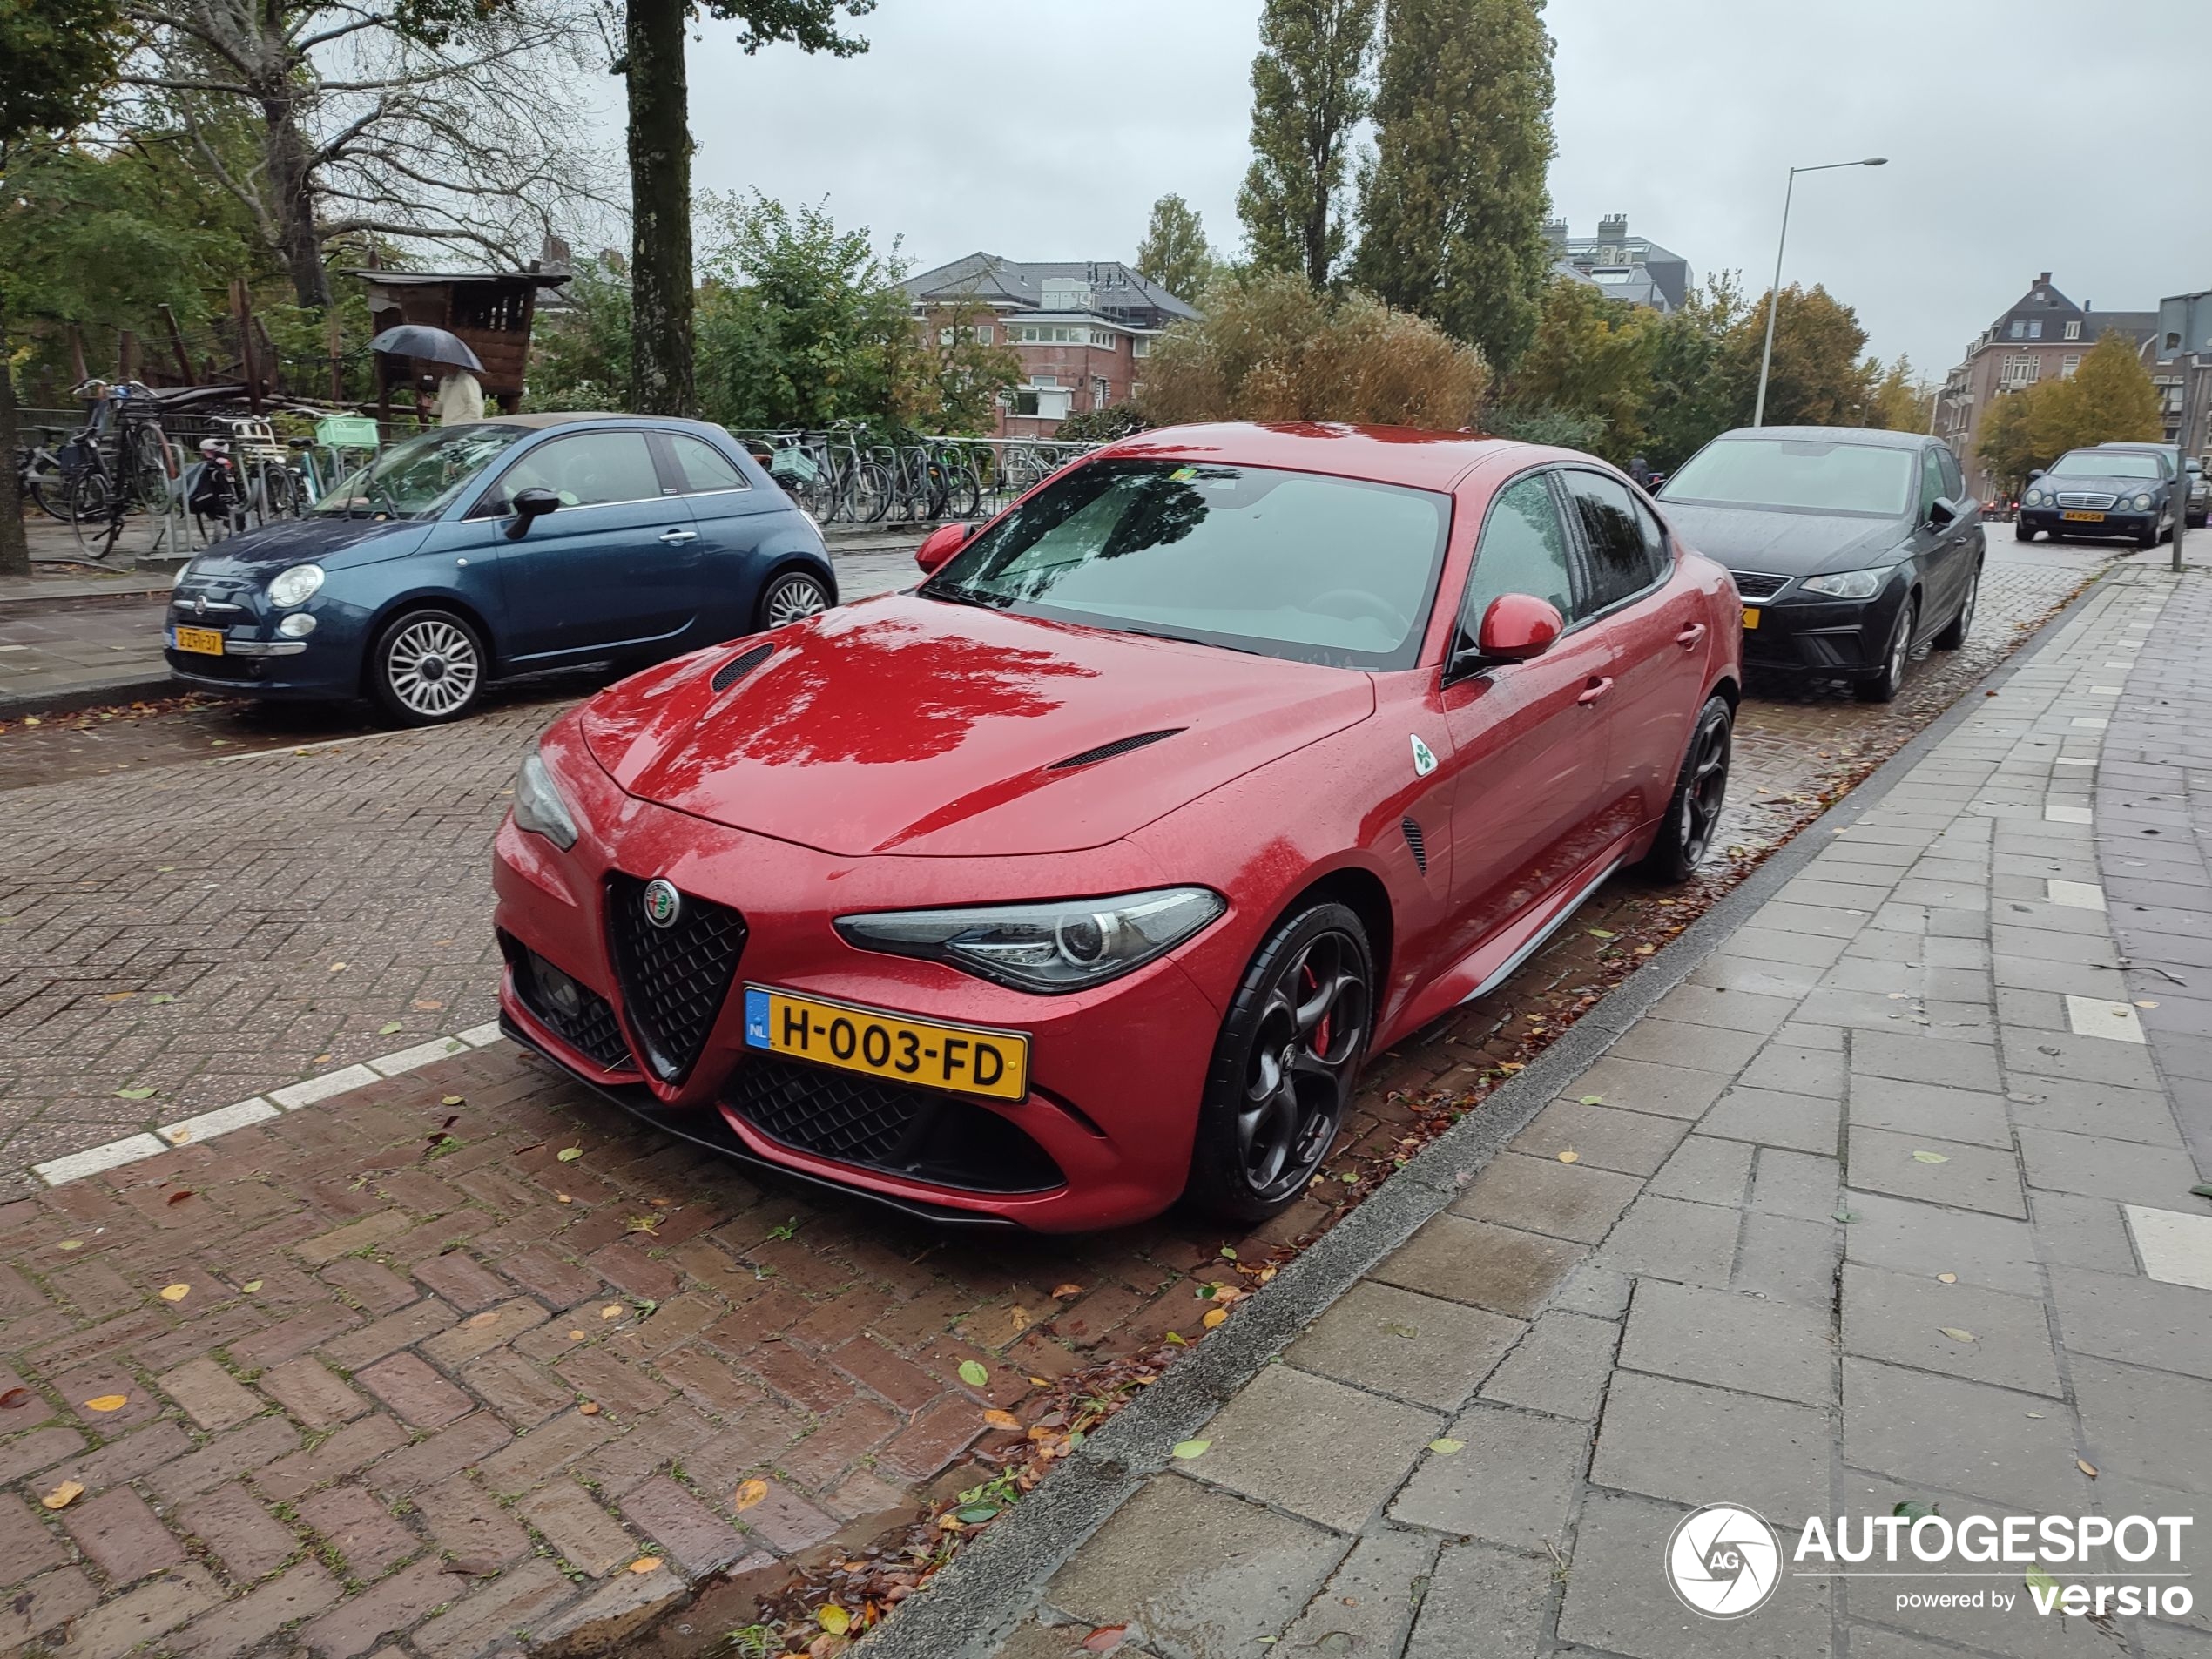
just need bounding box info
[658,528,698,544]
[1674,623,1707,650]
[1576,676,1615,705]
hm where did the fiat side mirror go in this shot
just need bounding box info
[915,522,971,575]
[504,487,561,541]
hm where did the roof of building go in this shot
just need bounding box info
[343,268,570,289]
[901,253,1200,327]
[1978,273,2155,349]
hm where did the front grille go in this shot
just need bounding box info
[1731,571,1790,601]
[2056,492,2117,509]
[729,1057,1063,1193]
[604,875,746,1083]
[501,934,632,1072]
[1049,728,1184,770]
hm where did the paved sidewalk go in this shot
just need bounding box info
[934,564,2212,1659]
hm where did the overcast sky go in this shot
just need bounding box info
[642,0,2211,377]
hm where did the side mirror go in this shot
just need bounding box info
[915,522,970,575]
[503,487,561,541]
[1456,593,1564,674]
[1928,496,1959,529]
[2027,469,2046,482]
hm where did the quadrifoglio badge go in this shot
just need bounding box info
[1668,1504,2196,1622]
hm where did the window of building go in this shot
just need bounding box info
[1090,329,1117,349]
[1093,377,1110,410]
[2002,356,2039,387]
[1032,374,1059,388]
[2009,320,2025,339]
[2064,320,2080,341]
[2061,355,2080,379]
[2027,320,2043,340]
[1131,337,1151,358]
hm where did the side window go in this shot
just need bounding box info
[1937,447,1964,502]
[1629,494,1670,574]
[1919,448,1946,515]
[1457,473,1575,649]
[1562,471,1661,613]
[665,435,749,495]
[492,431,661,510]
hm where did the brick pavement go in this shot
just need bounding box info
[967,563,2212,1659]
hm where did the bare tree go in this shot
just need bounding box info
[118,0,617,306]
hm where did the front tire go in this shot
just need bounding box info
[1640,694,1732,883]
[370,608,487,726]
[2014,522,2035,542]
[1185,903,1373,1223]
[1855,594,1917,704]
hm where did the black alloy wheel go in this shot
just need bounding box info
[1186,902,1373,1222]
[1932,562,1979,651]
[1641,693,1733,883]
[1856,594,1918,704]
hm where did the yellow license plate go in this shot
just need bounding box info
[2061,509,2105,523]
[743,985,1029,1102]
[1741,607,1760,630]
[172,625,225,655]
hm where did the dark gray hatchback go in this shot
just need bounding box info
[1656,427,1984,703]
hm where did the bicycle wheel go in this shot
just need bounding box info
[68,471,123,559]
[260,462,302,520]
[130,426,172,511]
[854,461,894,523]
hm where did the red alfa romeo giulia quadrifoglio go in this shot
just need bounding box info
[492,423,1743,1231]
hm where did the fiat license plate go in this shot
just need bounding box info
[172,625,225,655]
[2061,509,2105,523]
[1741,607,1760,630]
[744,986,1029,1101]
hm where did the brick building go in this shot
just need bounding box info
[1936,273,2156,499]
[900,253,1200,438]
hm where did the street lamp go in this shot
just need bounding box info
[1752,157,1887,428]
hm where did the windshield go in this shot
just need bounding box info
[924,459,1451,669]
[314,422,528,518]
[2053,450,2161,479]
[1661,437,1915,516]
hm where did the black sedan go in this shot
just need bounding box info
[1656,427,1983,703]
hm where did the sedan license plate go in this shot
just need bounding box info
[172,625,225,655]
[2061,509,2105,523]
[1740,607,1760,631]
[743,986,1029,1102]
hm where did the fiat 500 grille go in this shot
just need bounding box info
[604,875,746,1083]
[501,934,633,1073]
[729,1058,1063,1194]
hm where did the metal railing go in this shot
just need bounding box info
[732,429,1099,526]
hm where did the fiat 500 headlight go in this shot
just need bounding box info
[1800,567,1889,600]
[836,888,1226,993]
[512,749,579,850]
[266,563,325,608]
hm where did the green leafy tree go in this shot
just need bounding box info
[1238,0,1379,288]
[1496,276,1651,462]
[1726,282,1874,428]
[1136,266,1487,428]
[1639,272,1749,470]
[1352,0,1554,372]
[625,0,873,416]
[1135,194,1217,304]
[2,0,125,575]
[1975,385,2041,495]
[1864,354,1930,434]
[2038,330,2163,452]
[526,253,634,411]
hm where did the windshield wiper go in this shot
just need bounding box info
[1111,624,1259,655]
[925,583,1009,610]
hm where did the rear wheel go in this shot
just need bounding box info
[1855,594,1917,704]
[756,570,830,630]
[1640,694,1732,883]
[1932,561,1979,650]
[1185,903,1372,1223]
[370,608,486,725]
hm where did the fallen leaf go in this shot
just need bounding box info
[1219,1245,1238,1260]
[1939,1328,1976,1343]
[444,1555,501,1577]
[1382,1320,1420,1339]
[1912,1150,1950,1164]
[2135,1001,2158,1009]
[378,1022,403,1035]
[577,1400,601,1415]
[1170,1439,1210,1460]
[1937,1272,1957,1285]
[1832,1210,1858,1224]
[115,1086,157,1101]
[2026,1564,2058,1597]
[165,1190,194,1206]
[84,1394,128,1413]
[627,1556,663,1574]
[983,1408,1021,1429]
[148,993,176,1005]
[1202,1308,1228,1330]
[958,1360,989,1388]
[313,1053,334,1064]
[2077,1458,2099,1479]
[556,1147,583,1163]
[1587,928,1615,940]
[1052,1283,1084,1298]
[1081,1626,1130,1654]
[817,1605,852,1635]
[1557,1150,1580,1164]
[1028,1376,1050,1386]
[599,1305,622,1320]
[442,1095,465,1106]
[414,999,445,1011]
[158,1283,190,1303]
[1428,1438,1466,1455]
[56,1240,82,1251]
[556,1193,573,1204]
[736,1478,770,1511]
[1008,1305,1029,1331]
[568,1329,585,1340]
[41,1480,84,1510]
[0,1386,30,1409]
[1163,1331,1187,1345]
[240,1279,262,1293]
[1893,1499,1939,1521]
[169,1128,192,1144]
[465,1311,501,1329]
[1579,1094,1604,1105]
[328,962,347,973]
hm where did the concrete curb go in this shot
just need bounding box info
[0,669,180,719]
[860,571,2117,1658]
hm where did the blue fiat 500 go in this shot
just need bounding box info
[164,414,838,725]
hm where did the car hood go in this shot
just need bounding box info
[2037,473,2165,496]
[1659,502,1905,577]
[579,591,1377,858]
[180,515,430,580]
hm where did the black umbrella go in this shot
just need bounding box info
[368,325,484,374]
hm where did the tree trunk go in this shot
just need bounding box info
[626,0,694,415]
[0,303,30,579]
[263,90,332,308]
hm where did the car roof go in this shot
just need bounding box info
[484,412,728,434]
[1096,421,1531,491]
[1711,425,1929,450]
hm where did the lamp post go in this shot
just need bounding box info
[1752,157,1887,428]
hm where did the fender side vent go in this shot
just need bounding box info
[1401,815,1427,874]
[710,643,775,693]
[1048,727,1184,771]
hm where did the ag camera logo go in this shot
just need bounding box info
[1667,1503,1782,1618]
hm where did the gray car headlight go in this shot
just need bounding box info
[2131,493,2153,510]
[266,563,325,608]
[835,887,1225,994]
[2024,489,2046,505]
[512,750,579,850]
[1800,567,1889,600]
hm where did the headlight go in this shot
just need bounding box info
[1800,567,1890,600]
[266,563,325,608]
[2024,489,2046,505]
[512,749,579,850]
[172,558,197,589]
[2131,493,2153,510]
[277,612,317,637]
[835,887,1225,993]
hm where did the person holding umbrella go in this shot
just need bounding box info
[368,325,488,426]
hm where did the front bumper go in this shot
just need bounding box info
[1737,580,1909,679]
[490,726,1228,1232]
[2020,507,2158,540]
[164,604,358,698]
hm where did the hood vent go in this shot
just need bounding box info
[1401,816,1427,875]
[709,643,776,693]
[1048,727,1184,772]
